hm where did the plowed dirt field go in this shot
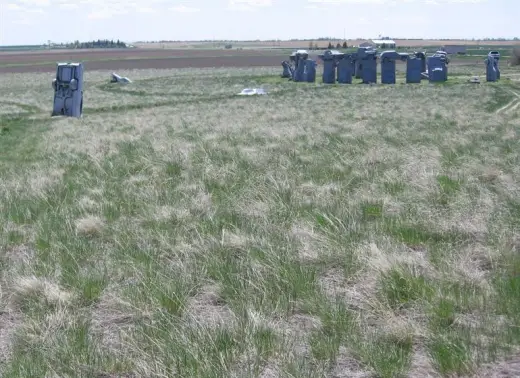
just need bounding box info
[0,49,289,73]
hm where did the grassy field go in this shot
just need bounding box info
[0,65,520,378]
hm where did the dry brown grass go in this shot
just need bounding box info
[511,46,520,66]
[0,64,520,377]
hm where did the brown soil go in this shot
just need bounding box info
[0,49,290,73]
[0,48,288,62]
[0,47,484,74]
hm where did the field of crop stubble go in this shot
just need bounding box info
[0,64,520,378]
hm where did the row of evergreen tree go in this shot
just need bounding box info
[65,39,128,49]
[308,41,348,50]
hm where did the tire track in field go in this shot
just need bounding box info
[509,100,520,113]
[505,90,520,114]
[496,90,520,114]
[0,100,44,116]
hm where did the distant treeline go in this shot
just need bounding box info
[64,39,128,49]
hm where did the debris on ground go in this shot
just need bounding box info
[237,88,267,96]
[111,73,132,84]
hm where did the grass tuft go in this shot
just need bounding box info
[0,65,519,376]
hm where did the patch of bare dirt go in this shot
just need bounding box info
[0,310,22,363]
[3,244,34,265]
[90,291,143,352]
[328,346,374,378]
[0,55,288,74]
[183,284,235,328]
[471,352,520,378]
[407,345,440,378]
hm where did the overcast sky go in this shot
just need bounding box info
[0,0,517,45]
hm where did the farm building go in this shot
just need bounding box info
[358,39,396,49]
[359,41,375,48]
[372,39,396,49]
[442,45,467,54]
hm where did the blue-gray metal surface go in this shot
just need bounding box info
[354,47,371,79]
[488,51,501,80]
[429,67,445,82]
[413,52,427,73]
[427,54,448,82]
[353,47,378,83]
[319,50,344,84]
[337,55,354,84]
[346,54,356,78]
[51,62,84,118]
[380,50,409,84]
[291,50,310,82]
[485,55,498,82]
[406,58,423,83]
[322,59,336,83]
[281,61,293,78]
[305,59,317,83]
[293,59,305,82]
[359,49,378,84]
[432,51,449,81]
[291,50,308,68]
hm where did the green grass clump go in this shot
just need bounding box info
[0,65,519,377]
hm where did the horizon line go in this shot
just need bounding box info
[2,37,519,47]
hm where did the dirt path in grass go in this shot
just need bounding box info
[472,352,520,378]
